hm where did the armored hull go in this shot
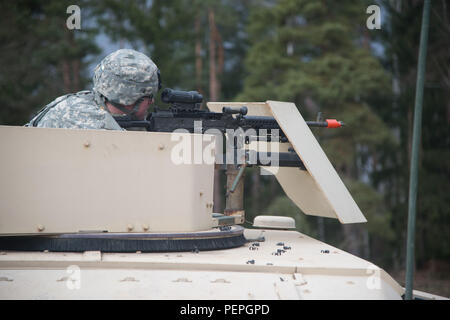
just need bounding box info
[0,228,402,299]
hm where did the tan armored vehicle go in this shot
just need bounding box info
[0,100,444,300]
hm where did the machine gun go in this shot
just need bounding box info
[115,88,344,169]
[116,88,343,135]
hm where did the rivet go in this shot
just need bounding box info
[37,225,45,232]
[158,144,165,150]
[127,224,134,231]
[142,224,149,231]
[84,142,90,148]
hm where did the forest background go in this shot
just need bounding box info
[1,0,448,296]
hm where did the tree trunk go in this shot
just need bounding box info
[61,60,71,93]
[209,8,223,213]
[363,228,370,260]
[208,8,218,102]
[61,29,81,93]
[317,217,325,241]
[342,224,362,257]
[195,15,203,98]
[215,23,224,97]
[340,159,362,256]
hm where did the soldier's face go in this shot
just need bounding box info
[106,97,153,120]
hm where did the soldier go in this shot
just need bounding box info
[26,49,160,130]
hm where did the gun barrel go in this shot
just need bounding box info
[115,110,344,140]
[306,119,344,128]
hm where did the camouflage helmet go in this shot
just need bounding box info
[93,49,160,106]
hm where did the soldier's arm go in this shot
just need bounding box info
[36,98,116,130]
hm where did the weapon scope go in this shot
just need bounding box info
[161,88,203,104]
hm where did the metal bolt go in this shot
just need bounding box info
[83,142,90,148]
[127,224,134,231]
[142,224,149,231]
[158,144,165,150]
[37,225,45,232]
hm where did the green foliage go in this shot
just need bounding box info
[94,0,197,89]
[346,179,395,242]
[379,0,450,266]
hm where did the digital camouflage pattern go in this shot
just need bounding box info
[93,49,159,105]
[26,91,122,130]
[27,49,159,130]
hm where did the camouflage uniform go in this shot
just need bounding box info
[26,49,159,130]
